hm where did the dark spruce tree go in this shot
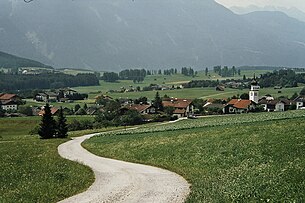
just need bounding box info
[57,107,68,138]
[38,103,56,139]
[153,92,163,111]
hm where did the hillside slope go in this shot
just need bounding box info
[0,51,52,68]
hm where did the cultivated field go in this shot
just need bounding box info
[84,110,305,202]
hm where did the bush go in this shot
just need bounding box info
[68,119,94,131]
[18,106,33,116]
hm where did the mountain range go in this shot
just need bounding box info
[230,5,305,23]
[1,0,305,71]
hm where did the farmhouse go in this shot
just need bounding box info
[0,100,18,111]
[35,88,81,103]
[258,99,285,112]
[294,96,305,109]
[35,92,58,102]
[162,98,194,118]
[0,93,22,111]
[0,93,21,103]
[259,99,293,112]
[224,99,256,114]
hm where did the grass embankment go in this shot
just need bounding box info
[0,116,102,203]
[84,111,305,202]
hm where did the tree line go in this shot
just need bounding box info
[0,73,99,91]
[213,66,240,77]
[258,69,305,88]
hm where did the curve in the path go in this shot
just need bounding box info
[58,132,190,203]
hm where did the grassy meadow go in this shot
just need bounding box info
[73,73,304,101]
[84,111,305,202]
[0,116,98,203]
[22,69,301,108]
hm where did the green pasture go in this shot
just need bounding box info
[0,116,97,203]
[84,111,305,202]
[92,86,303,101]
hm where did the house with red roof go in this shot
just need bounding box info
[224,99,256,114]
[162,98,194,118]
[0,93,22,111]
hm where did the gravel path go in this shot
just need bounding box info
[58,132,190,203]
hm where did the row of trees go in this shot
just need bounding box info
[0,73,99,91]
[181,67,197,77]
[213,66,240,77]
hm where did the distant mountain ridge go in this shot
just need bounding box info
[0,51,52,69]
[1,0,305,70]
[230,5,305,22]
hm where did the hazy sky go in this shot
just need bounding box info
[215,0,305,12]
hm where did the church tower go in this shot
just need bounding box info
[249,77,260,103]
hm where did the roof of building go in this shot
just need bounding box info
[259,99,293,106]
[228,99,239,105]
[36,93,48,97]
[294,96,305,102]
[38,107,59,116]
[45,92,58,97]
[227,99,253,109]
[0,100,18,105]
[0,94,18,101]
[204,103,225,109]
[162,98,193,109]
[123,104,152,113]
[173,109,186,114]
[251,78,258,85]
[94,95,113,100]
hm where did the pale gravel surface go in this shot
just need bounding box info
[57,131,190,203]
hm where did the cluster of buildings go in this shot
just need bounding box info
[34,88,80,103]
[222,79,305,114]
[119,98,194,118]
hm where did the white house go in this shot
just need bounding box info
[1,100,18,111]
[294,96,305,109]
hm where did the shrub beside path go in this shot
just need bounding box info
[58,132,190,203]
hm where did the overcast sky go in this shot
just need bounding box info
[215,0,305,12]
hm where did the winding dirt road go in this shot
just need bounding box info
[58,132,190,203]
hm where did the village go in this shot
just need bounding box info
[1,78,305,121]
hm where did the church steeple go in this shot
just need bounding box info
[249,75,260,103]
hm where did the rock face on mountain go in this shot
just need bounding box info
[1,0,305,70]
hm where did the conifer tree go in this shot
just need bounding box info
[38,103,56,139]
[153,92,163,111]
[57,107,68,138]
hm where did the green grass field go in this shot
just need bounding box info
[72,70,302,101]
[23,69,303,109]
[0,116,97,203]
[84,111,305,202]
